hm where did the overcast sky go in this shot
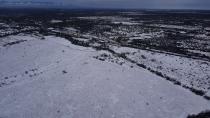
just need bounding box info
[2,0,210,9]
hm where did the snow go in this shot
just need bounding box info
[48,27,79,36]
[113,21,140,25]
[50,20,63,23]
[206,91,210,98]
[72,37,90,42]
[119,12,145,16]
[78,16,132,23]
[0,34,41,48]
[0,23,5,25]
[65,27,78,32]
[205,27,210,31]
[82,34,98,39]
[150,24,200,30]
[195,34,210,40]
[0,35,210,118]
[112,46,210,96]
[129,33,153,40]
[188,49,210,58]
[180,31,186,34]
[0,26,38,37]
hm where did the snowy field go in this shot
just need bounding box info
[0,9,210,118]
[0,35,209,118]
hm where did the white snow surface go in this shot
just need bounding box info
[50,20,63,23]
[112,46,210,94]
[205,27,210,31]
[112,21,140,25]
[150,24,200,30]
[0,35,210,118]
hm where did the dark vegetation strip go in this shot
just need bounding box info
[122,43,210,62]
[0,29,38,38]
[187,110,210,118]
[3,40,26,47]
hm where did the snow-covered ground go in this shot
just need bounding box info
[50,20,63,23]
[0,35,210,118]
[77,16,136,26]
[149,24,201,31]
[112,21,140,25]
[112,46,210,96]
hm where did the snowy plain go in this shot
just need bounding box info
[0,35,210,118]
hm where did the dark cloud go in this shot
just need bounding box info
[64,0,210,9]
[1,0,210,9]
